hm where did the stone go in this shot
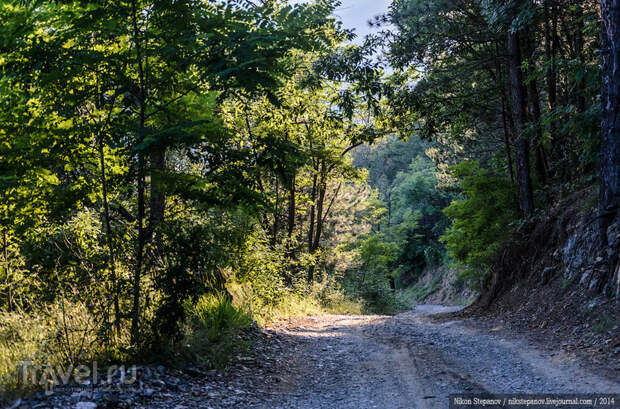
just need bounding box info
[561,224,600,280]
[541,266,556,283]
[92,391,107,402]
[75,402,97,409]
[6,399,21,409]
[152,379,166,388]
[579,269,593,286]
[589,278,599,290]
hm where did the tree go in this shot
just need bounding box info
[0,0,346,348]
[221,52,379,283]
[506,1,534,217]
[599,0,620,247]
[441,161,519,288]
[384,0,520,196]
[599,0,620,298]
[353,135,426,226]
[384,0,603,219]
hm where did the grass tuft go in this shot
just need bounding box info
[181,294,253,369]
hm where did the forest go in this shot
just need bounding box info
[0,0,619,404]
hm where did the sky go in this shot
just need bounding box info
[290,0,391,43]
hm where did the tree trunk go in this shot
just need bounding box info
[544,0,557,114]
[308,167,318,253]
[98,134,121,335]
[599,0,620,248]
[286,174,296,261]
[2,230,11,310]
[148,147,166,240]
[131,0,146,346]
[507,27,534,217]
[312,162,327,253]
[545,0,563,165]
[134,158,145,346]
[574,3,587,113]
[271,177,280,246]
[501,95,515,183]
[524,33,548,186]
[307,165,319,283]
[287,173,296,239]
[496,51,515,184]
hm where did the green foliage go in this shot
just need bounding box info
[343,234,404,314]
[1,0,607,397]
[391,156,453,281]
[181,294,252,369]
[0,301,107,401]
[358,234,399,277]
[20,210,108,300]
[384,0,604,218]
[352,135,455,291]
[401,274,443,302]
[239,282,363,326]
[441,162,518,287]
[345,271,405,315]
[226,232,363,324]
[149,212,253,345]
[0,0,383,389]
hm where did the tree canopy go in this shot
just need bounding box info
[0,0,618,390]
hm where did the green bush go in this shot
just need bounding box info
[358,234,399,278]
[309,279,363,315]
[338,234,406,314]
[181,294,252,369]
[356,275,406,314]
[441,161,518,288]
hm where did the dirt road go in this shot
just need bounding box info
[256,305,619,409]
[21,305,618,409]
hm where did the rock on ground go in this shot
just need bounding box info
[12,305,619,409]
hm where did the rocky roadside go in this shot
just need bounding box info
[7,306,619,409]
[7,327,298,409]
[439,287,620,383]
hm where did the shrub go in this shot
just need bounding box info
[356,275,406,314]
[180,285,361,368]
[181,294,252,369]
[441,161,518,288]
[0,301,105,401]
[358,234,399,278]
[150,214,254,346]
[308,279,363,315]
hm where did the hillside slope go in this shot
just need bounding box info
[441,187,619,378]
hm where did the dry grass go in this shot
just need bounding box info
[0,301,105,401]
